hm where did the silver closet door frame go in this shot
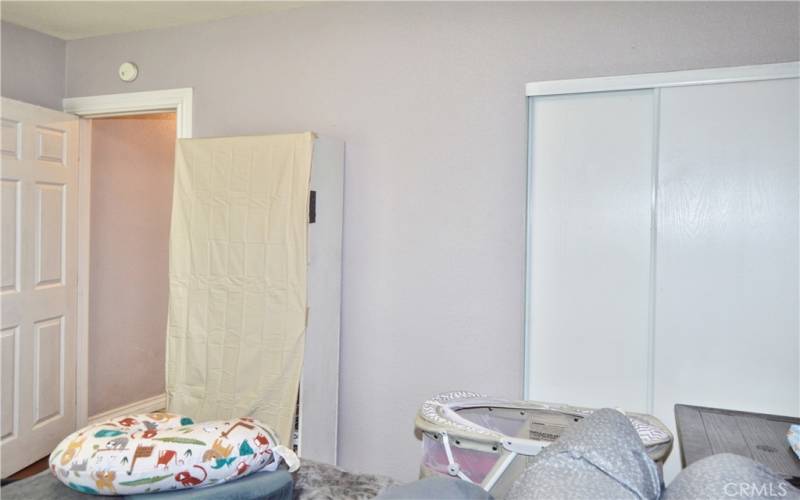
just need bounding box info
[524,62,800,415]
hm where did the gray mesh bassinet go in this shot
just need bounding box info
[416,392,673,497]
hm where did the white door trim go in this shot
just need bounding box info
[75,118,92,427]
[63,88,193,138]
[62,88,192,426]
[526,61,800,96]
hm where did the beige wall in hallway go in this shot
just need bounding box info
[89,113,176,416]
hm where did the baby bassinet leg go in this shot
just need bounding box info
[440,432,475,484]
[481,451,517,491]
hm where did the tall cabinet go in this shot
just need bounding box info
[524,63,799,478]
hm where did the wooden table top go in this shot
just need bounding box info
[675,404,800,483]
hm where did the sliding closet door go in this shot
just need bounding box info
[654,78,800,449]
[527,90,654,411]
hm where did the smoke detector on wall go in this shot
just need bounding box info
[118,62,139,82]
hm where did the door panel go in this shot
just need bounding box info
[35,126,66,165]
[34,316,64,424]
[36,183,65,287]
[1,179,20,292]
[526,90,655,412]
[0,326,17,439]
[1,97,78,477]
[654,78,800,479]
[1,119,21,158]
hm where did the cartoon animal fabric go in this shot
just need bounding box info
[49,413,298,495]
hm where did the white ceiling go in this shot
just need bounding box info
[0,1,310,40]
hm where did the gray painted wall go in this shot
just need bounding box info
[63,2,799,480]
[1,21,65,109]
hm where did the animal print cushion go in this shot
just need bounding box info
[49,412,299,495]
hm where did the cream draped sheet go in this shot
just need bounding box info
[166,133,313,445]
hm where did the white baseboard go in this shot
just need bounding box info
[88,393,167,424]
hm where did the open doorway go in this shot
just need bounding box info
[87,112,176,418]
[63,88,192,429]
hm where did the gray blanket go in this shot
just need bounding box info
[507,408,662,500]
[663,453,799,500]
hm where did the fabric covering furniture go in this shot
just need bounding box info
[662,453,799,500]
[505,408,799,500]
[49,412,297,495]
[506,408,661,500]
[167,133,315,446]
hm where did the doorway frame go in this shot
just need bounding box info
[62,87,193,426]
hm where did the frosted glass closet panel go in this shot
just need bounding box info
[653,78,800,434]
[527,90,654,411]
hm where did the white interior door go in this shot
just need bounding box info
[653,77,800,479]
[1,97,79,477]
[526,64,799,482]
[526,90,655,412]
